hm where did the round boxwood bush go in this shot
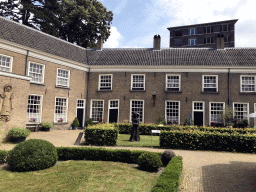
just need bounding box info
[162,150,176,166]
[137,152,162,171]
[7,139,58,172]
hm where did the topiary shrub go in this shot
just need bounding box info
[7,127,31,138]
[137,152,162,171]
[88,118,93,126]
[0,150,8,164]
[162,150,176,166]
[41,122,53,129]
[7,139,58,172]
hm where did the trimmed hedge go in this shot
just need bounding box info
[152,156,183,192]
[57,147,162,164]
[117,123,256,135]
[84,124,118,146]
[160,130,256,153]
[7,127,31,138]
[0,150,8,164]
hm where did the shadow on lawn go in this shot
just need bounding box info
[202,161,256,192]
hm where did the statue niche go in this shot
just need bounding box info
[0,85,14,122]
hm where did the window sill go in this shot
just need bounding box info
[55,85,70,90]
[97,89,112,92]
[30,82,45,86]
[201,92,219,94]
[129,90,146,92]
[53,122,69,125]
[239,92,256,95]
[165,90,182,93]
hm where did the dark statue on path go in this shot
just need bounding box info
[129,112,140,142]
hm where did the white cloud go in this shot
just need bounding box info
[104,26,122,48]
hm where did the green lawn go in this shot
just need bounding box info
[0,160,159,192]
[117,134,160,147]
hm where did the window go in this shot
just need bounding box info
[233,103,249,122]
[204,37,213,44]
[54,97,68,123]
[188,28,197,35]
[174,30,182,36]
[56,68,70,87]
[202,75,218,92]
[28,62,45,84]
[90,100,104,122]
[188,39,197,45]
[130,100,144,123]
[99,74,112,90]
[165,101,180,124]
[131,74,145,91]
[166,75,181,91]
[210,102,225,124]
[221,24,228,32]
[241,76,255,92]
[204,26,213,34]
[27,95,42,123]
[224,35,229,43]
[0,54,12,72]
[174,40,182,45]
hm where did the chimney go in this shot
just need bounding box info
[153,35,161,51]
[97,36,103,50]
[216,34,224,49]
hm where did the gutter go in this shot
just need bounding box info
[85,67,90,127]
[25,50,29,75]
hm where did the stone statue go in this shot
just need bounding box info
[0,85,14,122]
[129,112,140,142]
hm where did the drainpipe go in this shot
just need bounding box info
[228,68,231,106]
[85,67,90,127]
[25,50,29,75]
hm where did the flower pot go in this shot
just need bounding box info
[72,127,77,130]
[10,137,26,143]
[43,127,50,132]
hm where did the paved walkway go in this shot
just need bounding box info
[1,130,256,192]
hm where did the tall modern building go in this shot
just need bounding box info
[168,19,238,48]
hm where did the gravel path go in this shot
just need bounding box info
[1,130,256,192]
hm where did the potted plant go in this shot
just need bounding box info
[72,117,79,130]
[7,127,31,143]
[41,122,53,131]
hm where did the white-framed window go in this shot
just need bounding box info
[233,103,249,122]
[56,68,70,87]
[204,37,213,44]
[130,100,144,123]
[108,99,119,123]
[166,74,181,91]
[202,75,218,92]
[204,26,212,34]
[188,39,197,45]
[131,74,145,91]
[99,74,112,90]
[224,35,229,43]
[90,100,104,122]
[28,62,45,84]
[221,24,228,32]
[192,101,205,126]
[27,94,43,123]
[240,75,255,92]
[188,28,197,35]
[54,97,68,123]
[0,54,12,72]
[165,101,180,124]
[209,102,225,124]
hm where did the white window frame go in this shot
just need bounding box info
[204,37,213,44]
[98,74,113,90]
[90,99,104,122]
[221,24,228,32]
[130,99,144,123]
[54,97,68,123]
[108,99,120,123]
[209,102,225,126]
[240,75,255,93]
[188,39,197,45]
[202,75,218,92]
[27,94,43,124]
[166,74,181,91]
[192,101,205,126]
[188,28,197,35]
[0,54,13,72]
[165,100,180,125]
[131,74,145,91]
[28,61,45,84]
[76,99,86,127]
[56,68,70,87]
[205,26,212,34]
[254,103,256,126]
[233,102,249,123]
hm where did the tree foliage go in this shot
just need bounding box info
[0,0,113,48]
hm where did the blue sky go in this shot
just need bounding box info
[99,0,256,48]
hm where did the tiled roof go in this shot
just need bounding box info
[86,48,256,66]
[0,16,87,64]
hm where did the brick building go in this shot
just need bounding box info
[0,16,255,135]
[168,19,238,48]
